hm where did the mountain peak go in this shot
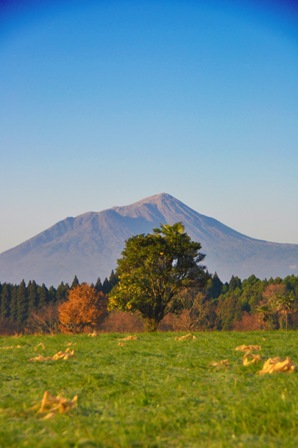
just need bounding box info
[111,193,176,222]
[0,193,298,285]
[135,192,175,204]
[113,192,174,210]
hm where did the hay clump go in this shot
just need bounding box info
[235,345,261,352]
[87,331,97,337]
[243,353,262,366]
[210,359,230,368]
[31,391,78,419]
[52,348,75,360]
[258,357,296,374]
[0,345,22,350]
[120,335,138,341]
[29,347,74,362]
[175,333,196,341]
[29,354,49,362]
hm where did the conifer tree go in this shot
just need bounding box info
[28,280,39,312]
[56,282,69,303]
[71,275,80,289]
[37,284,49,309]
[109,270,118,289]
[94,277,103,293]
[1,283,11,319]
[48,286,57,303]
[17,280,28,323]
[9,286,18,321]
[206,272,223,299]
[102,278,110,295]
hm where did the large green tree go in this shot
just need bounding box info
[108,222,207,331]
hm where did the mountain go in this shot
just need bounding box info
[0,193,297,286]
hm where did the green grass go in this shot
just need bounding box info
[0,331,297,447]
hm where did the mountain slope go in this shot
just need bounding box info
[0,193,297,285]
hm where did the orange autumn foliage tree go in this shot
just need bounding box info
[58,283,107,333]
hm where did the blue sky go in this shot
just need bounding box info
[1,0,298,252]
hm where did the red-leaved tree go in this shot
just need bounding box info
[58,284,107,333]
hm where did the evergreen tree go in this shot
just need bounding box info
[17,280,28,323]
[48,286,57,304]
[109,270,118,289]
[102,278,111,295]
[206,272,223,299]
[282,275,298,297]
[1,283,11,319]
[10,286,18,321]
[56,282,69,303]
[37,284,49,309]
[71,275,80,289]
[94,277,103,293]
[101,272,118,294]
[229,275,242,291]
[240,275,264,313]
[28,280,39,312]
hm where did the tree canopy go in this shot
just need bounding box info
[108,222,207,331]
[58,283,107,333]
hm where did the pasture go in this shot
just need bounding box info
[0,331,297,447]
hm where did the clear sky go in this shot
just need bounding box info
[1,0,298,253]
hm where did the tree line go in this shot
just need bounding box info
[1,271,298,334]
[108,272,298,332]
[0,272,117,334]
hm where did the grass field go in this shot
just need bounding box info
[0,331,297,447]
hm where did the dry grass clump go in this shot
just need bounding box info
[175,333,196,341]
[117,335,138,346]
[87,331,97,337]
[234,343,296,373]
[34,343,46,351]
[242,353,262,366]
[210,359,230,368]
[235,344,261,352]
[31,391,78,419]
[0,345,22,350]
[29,347,74,362]
[258,357,296,375]
[119,335,138,341]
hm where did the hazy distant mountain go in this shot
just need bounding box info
[0,193,297,286]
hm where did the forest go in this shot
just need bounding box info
[1,270,298,334]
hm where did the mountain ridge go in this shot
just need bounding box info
[0,193,297,285]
